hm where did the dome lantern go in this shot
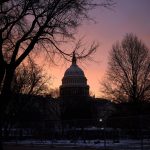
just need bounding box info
[72,51,76,65]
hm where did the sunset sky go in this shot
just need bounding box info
[45,0,150,97]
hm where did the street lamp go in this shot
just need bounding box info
[99,118,106,150]
[99,118,103,122]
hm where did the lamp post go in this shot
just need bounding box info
[99,118,106,150]
[99,118,103,123]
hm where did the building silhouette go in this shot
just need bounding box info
[60,51,89,98]
[60,52,92,120]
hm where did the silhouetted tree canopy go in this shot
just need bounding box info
[102,33,150,103]
[12,58,51,95]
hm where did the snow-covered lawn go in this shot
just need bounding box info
[4,139,150,150]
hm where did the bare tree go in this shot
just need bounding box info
[12,57,51,95]
[102,33,150,103]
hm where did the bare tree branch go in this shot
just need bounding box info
[101,33,150,103]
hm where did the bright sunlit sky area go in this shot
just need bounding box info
[39,0,150,97]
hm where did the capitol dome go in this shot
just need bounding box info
[64,64,85,77]
[60,52,89,97]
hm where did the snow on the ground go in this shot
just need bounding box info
[4,139,150,148]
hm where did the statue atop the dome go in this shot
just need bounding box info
[72,51,76,65]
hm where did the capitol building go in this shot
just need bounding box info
[60,52,89,98]
[59,52,92,120]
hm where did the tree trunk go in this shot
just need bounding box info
[0,66,4,150]
[0,63,6,90]
[1,65,15,113]
[0,120,3,150]
[0,30,6,90]
[0,65,15,150]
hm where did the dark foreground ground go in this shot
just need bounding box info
[4,144,97,150]
[3,139,150,150]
